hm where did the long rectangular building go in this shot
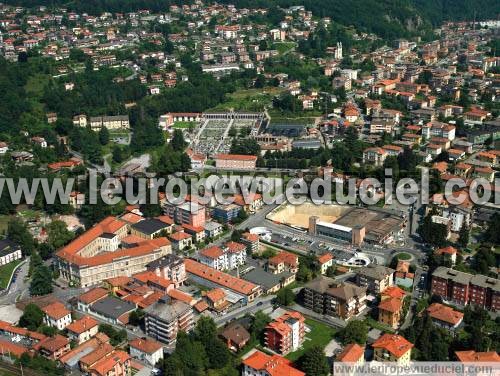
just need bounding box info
[184,259,262,304]
[431,267,500,311]
[56,217,172,287]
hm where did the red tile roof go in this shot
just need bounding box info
[66,315,99,335]
[0,339,29,357]
[317,253,333,264]
[129,338,163,354]
[225,241,246,253]
[372,334,413,358]
[426,303,463,326]
[42,301,70,320]
[205,288,225,303]
[455,350,500,362]
[200,246,224,259]
[435,246,458,256]
[378,297,403,313]
[381,286,406,300]
[185,259,259,296]
[269,251,298,267]
[79,288,109,305]
[242,350,305,376]
[337,343,365,362]
[215,153,257,161]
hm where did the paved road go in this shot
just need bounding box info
[214,295,275,326]
[400,266,426,330]
[0,258,29,306]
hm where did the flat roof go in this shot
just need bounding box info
[91,296,136,319]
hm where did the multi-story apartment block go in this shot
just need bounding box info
[146,254,187,288]
[163,202,206,227]
[303,276,367,320]
[422,121,456,140]
[212,203,241,223]
[240,232,259,254]
[198,242,246,271]
[265,311,305,355]
[56,217,172,287]
[355,265,395,294]
[144,297,194,345]
[431,267,500,311]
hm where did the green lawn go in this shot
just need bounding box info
[395,252,412,260]
[0,259,23,289]
[286,318,336,362]
[273,42,297,55]
[173,121,195,129]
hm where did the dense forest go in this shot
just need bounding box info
[4,0,499,39]
[221,0,500,39]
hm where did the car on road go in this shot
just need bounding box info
[257,302,263,306]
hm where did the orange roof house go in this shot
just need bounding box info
[372,334,413,361]
[455,350,500,362]
[337,343,365,363]
[242,350,305,376]
[426,303,463,329]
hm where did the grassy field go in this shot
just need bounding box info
[286,318,336,362]
[0,259,23,289]
[210,87,283,112]
[273,41,297,55]
[173,121,195,129]
[395,252,412,260]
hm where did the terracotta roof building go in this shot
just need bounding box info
[56,217,172,287]
[372,334,413,364]
[426,303,463,330]
[242,350,305,376]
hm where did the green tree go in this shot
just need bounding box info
[30,265,53,296]
[338,320,368,345]
[19,303,44,331]
[276,287,295,306]
[457,223,470,249]
[46,220,74,249]
[298,345,330,376]
[129,309,144,326]
[8,218,36,255]
[171,129,186,152]
[250,311,271,343]
[98,127,110,145]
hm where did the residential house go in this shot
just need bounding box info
[372,334,413,365]
[242,350,305,376]
[129,338,164,367]
[426,303,463,331]
[66,315,99,345]
[317,253,334,275]
[42,301,72,330]
[220,323,250,352]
